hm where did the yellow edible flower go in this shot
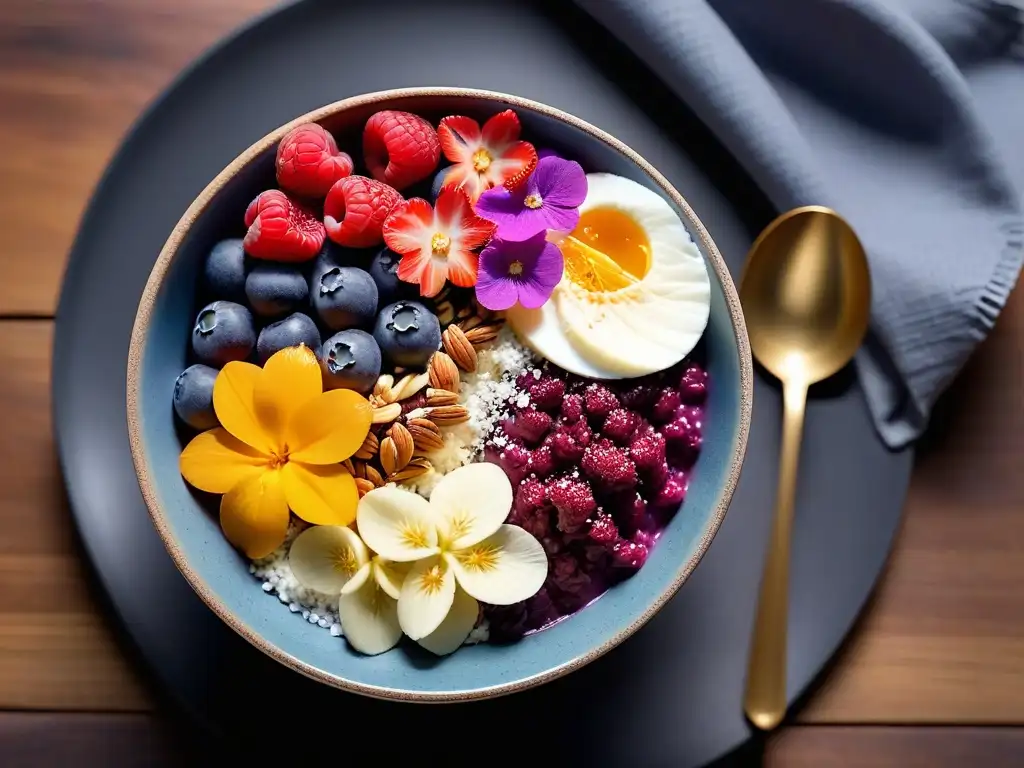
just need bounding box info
[179,346,372,559]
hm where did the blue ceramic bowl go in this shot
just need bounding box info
[127,88,752,702]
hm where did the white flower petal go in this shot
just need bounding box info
[288,525,369,594]
[429,463,513,550]
[373,557,410,600]
[337,582,402,656]
[340,561,372,596]
[356,486,439,562]
[447,524,548,606]
[417,587,480,656]
[398,555,455,640]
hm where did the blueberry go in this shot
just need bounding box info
[311,266,378,331]
[191,301,255,366]
[429,165,452,201]
[311,240,373,279]
[256,312,321,363]
[172,364,220,431]
[320,329,381,393]
[373,301,441,368]
[203,239,248,301]
[368,247,416,305]
[245,263,308,318]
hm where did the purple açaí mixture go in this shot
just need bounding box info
[481,355,709,641]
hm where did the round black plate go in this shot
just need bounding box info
[53,1,912,765]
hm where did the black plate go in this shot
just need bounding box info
[52,0,912,765]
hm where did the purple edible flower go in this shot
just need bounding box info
[474,156,587,242]
[475,232,565,311]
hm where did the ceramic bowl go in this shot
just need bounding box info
[127,87,752,703]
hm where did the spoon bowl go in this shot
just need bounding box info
[739,205,871,731]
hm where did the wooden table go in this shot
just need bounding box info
[2,1,1023,764]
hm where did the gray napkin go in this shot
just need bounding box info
[573,0,1024,448]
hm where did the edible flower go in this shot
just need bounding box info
[382,187,496,298]
[355,463,548,655]
[289,525,409,655]
[436,110,538,203]
[179,346,372,559]
[474,155,588,241]
[475,232,565,311]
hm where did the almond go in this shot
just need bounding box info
[371,402,402,425]
[435,300,456,326]
[373,375,395,401]
[379,435,405,477]
[353,431,379,460]
[428,351,460,393]
[365,464,385,488]
[442,325,477,372]
[426,388,459,407]
[387,423,415,468]
[391,371,430,402]
[407,418,445,452]
[427,404,470,426]
[389,457,432,483]
[343,458,357,475]
[354,478,375,497]
[464,322,502,346]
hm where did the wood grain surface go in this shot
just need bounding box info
[0,0,1022,764]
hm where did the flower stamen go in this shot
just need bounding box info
[418,563,446,595]
[508,260,524,276]
[430,232,451,257]
[458,544,499,573]
[523,193,543,209]
[267,449,289,469]
[472,149,492,172]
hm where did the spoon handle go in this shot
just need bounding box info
[743,379,808,731]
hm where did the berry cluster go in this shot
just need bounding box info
[482,358,709,638]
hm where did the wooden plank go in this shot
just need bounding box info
[2,715,1024,767]
[0,0,279,315]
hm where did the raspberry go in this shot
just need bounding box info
[550,553,591,595]
[653,469,688,508]
[663,418,703,467]
[582,439,637,492]
[612,539,649,569]
[514,477,548,520]
[518,506,553,541]
[602,408,639,444]
[363,110,441,191]
[505,407,552,445]
[587,513,620,546]
[651,388,682,423]
[549,476,597,532]
[547,430,585,464]
[610,492,648,535]
[530,377,566,411]
[275,123,353,198]
[323,175,402,248]
[584,384,620,419]
[495,442,532,485]
[560,393,584,423]
[243,190,325,262]
[679,364,709,404]
[629,430,667,473]
[566,418,593,448]
[529,444,557,478]
[620,382,659,412]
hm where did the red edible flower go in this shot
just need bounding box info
[436,110,538,203]
[382,187,496,298]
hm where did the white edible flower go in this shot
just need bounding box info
[357,463,548,655]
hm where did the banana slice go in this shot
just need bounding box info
[507,173,710,379]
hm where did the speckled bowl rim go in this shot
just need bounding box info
[127,87,753,704]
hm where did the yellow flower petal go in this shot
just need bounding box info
[372,557,411,600]
[179,428,266,494]
[213,361,275,453]
[337,581,402,656]
[289,524,368,594]
[286,389,372,465]
[253,346,322,440]
[398,554,455,640]
[446,524,548,606]
[219,470,290,559]
[356,486,439,562]
[280,461,358,526]
[430,463,513,549]
[417,586,479,656]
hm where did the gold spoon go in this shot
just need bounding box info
[739,206,871,731]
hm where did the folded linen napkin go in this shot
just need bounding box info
[572,0,1024,448]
